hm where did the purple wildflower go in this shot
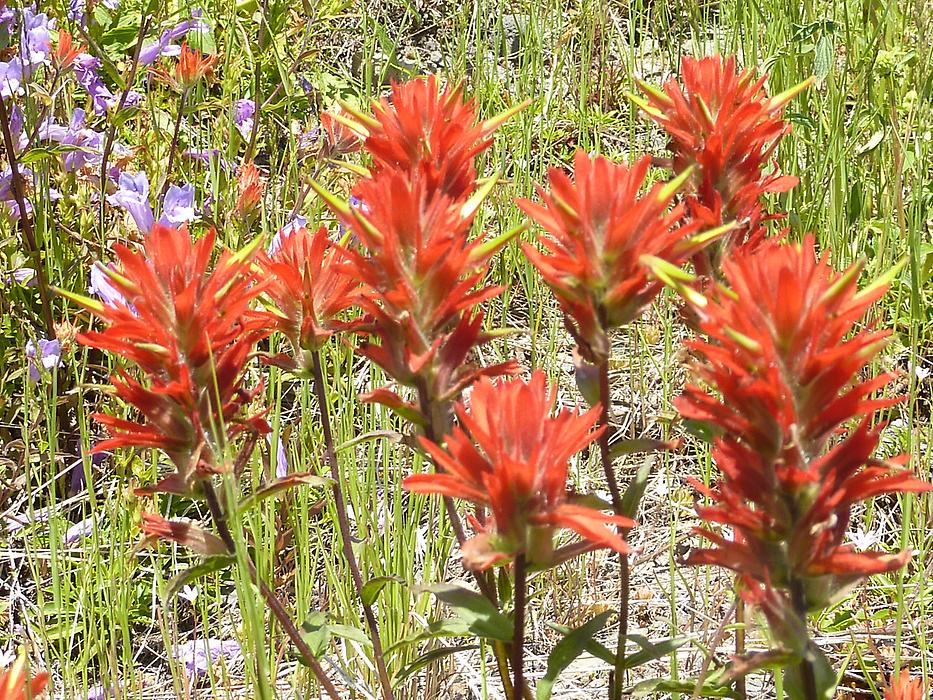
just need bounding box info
[0,57,24,99]
[0,167,58,219]
[138,14,210,66]
[20,6,54,69]
[88,262,127,307]
[25,337,62,382]
[160,183,196,226]
[182,148,231,172]
[267,435,288,479]
[3,268,36,286]
[73,53,115,114]
[39,108,105,172]
[8,105,28,153]
[69,448,109,494]
[234,98,255,139]
[65,516,95,544]
[107,171,154,233]
[173,639,241,678]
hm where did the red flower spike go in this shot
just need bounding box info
[885,672,927,700]
[317,77,525,424]
[675,236,931,625]
[340,75,525,199]
[176,42,217,88]
[261,225,359,368]
[404,371,633,570]
[518,150,708,360]
[0,653,48,700]
[74,223,271,496]
[636,55,811,255]
[235,160,263,215]
[53,29,83,69]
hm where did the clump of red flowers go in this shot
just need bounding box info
[72,223,271,498]
[316,77,525,429]
[261,224,359,373]
[235,160,263,216]
[152,42,217,92]
[518,151,717,361]
[404,371,631,570]
[674,235,930,665]
[635,55,811,265]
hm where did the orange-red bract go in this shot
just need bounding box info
[76,223,271,497]
[261,224,358,370]
[636,55,810,260]
[320,77,522,425]
[235,160,262,215]
[404,371,632,570]
[675,236,930,628]
[885,672,927,700]
[0,653,47,700]
[53,29,83,69]
[518,151,704,360]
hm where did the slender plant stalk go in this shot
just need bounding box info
[415,379,530,700]
[159,88,188,198]
[201,482,342,700]
[99,14,152,213]
[789,579,818,700]
[596,357,629,700]
[511,554,528,698]
[735,596,747,699]
[0,97,56,338]
[310,350,396,700]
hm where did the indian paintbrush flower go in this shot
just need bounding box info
[518,150,714,361]
[669,235,931,673]
[634,55,811,263]
[404,371,632,570]
[315,77,525,427]
[70,222,271,498]
[0,651,48,700]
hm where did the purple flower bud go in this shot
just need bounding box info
[266,435,288,479]
[267,215,307,255]
[65,516,95,544]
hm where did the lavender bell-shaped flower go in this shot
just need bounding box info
[107,171,155,233]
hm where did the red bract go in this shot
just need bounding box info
[73,223,271,497]
[341,75,523,199]
[518,150,711,360]
[885,672,927,700]
[635,55,811,257]
[316,77,523,426]
[404,371,632,570]
[53,28,83,69]
[0,653,48,700]
[675,236,930,641]
[235,160,262,215]
[261,224,358,370]
[319,110,364,158]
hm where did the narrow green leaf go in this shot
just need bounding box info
[424,583,513,642]
[393,645,477,687]
[361,576,406,607]
[619,459,655,520]
[537,612,613,700]
[165,556,235,599]
[238,472,332,512]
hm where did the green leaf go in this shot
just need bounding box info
[619,459,656,520]
[361,576,406,607]
[393,645,477,687]
[783,644,837,700]
[238,472,332,511]
[545,621,614,664]
[328,624,372,648]
[629,677,736,698]
[384,619,472,657]
[165,556,235,599]
[813,34,834,82]
[537,612,613,700]
[622,634,691,670]
[424,584,513,642]
[300,612,331,658]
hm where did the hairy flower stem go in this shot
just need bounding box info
[415,379,529,700]
[0,97,56,338]
[159,89,187,199]
[789,579,819,700]
[511,554,528,697]
[597,358,628,700]
[201,481,342,700]
[310,351,395,700]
